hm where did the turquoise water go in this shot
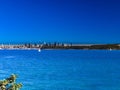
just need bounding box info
[0,50,120,90]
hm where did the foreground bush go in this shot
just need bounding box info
[0,74,22,90]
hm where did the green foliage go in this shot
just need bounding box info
[0,74,22,90]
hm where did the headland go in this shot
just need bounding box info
[0,42,120,50]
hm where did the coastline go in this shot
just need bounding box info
[0,43,120,50]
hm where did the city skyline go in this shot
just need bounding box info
[0,0,120,44]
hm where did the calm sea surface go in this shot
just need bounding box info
[0,50,120,90]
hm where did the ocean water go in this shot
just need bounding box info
[0,50,120,90]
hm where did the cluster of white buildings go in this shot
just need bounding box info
[0,44,27,49]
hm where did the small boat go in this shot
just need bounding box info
[38,43,44,52]
[109,48,112,51]
[38,49,41,52]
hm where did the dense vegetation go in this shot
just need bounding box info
[42,44,120,50]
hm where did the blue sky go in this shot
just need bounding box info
[0,0,120,43]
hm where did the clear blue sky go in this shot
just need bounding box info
[0,0,120,44]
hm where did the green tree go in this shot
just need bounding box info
[0,74,22,90]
